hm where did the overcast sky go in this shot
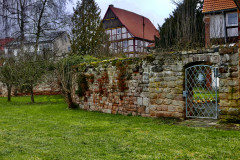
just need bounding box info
[67,0,176,28]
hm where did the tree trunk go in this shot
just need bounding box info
[30,87,34,103]
[66,92,75,109]
[7,84,12,102]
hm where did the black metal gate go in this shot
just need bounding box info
[185,65,219,119]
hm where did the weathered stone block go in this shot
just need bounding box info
[228,80,238,87]
[166,93,174,99]
[228,108,239,115]
[173,112,184,118]
[219,87,229,93]
[137,97,143,105]
[163,88,171,93]
[164,77,177,81]
[172,100,184,107]
[156,99,163,105]
[151,65,163,72]
[143,97,150,106]
[150,93,158,99]
[219,93,228,99]
[140,92,149,98]
[172,65,183,72]
[165,71,174,76]
[167,82,176,88]
[155,111,165,118]
[231,72,238,78]
[163,99,172,105]
[156,88,163,93]
[102,109,111,114]
[149,110,156,117]
[220,100,230,107]
[174,95,184,101]
[168,106,176,112]
[137,106,145,113]
[176,106,184,112]
[230,100,239,107]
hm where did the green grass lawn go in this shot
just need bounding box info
[0,95,239,159]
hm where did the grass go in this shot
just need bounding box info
[193,87,219,101]
[0,95,239,159]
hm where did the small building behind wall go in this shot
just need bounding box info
[203,0,238,47]
[102,5,159,57]
[4,31,71,59]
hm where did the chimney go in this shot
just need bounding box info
[109,4,114,7]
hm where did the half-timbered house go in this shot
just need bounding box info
[102,5,159,56]
[203,0,238,47]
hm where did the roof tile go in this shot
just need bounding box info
[0,38,14,51]
[203,0,236,13]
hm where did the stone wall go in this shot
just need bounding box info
[72,47,240,121]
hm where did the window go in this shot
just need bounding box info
[227,13,238,26]
[122,33,127,39]
[39,45,43,51]
[14,50,18,56]
[112,29,116,35]
[137,40,142,48]
[43,44,50,49]
[117,28,121,34]
[107,30,111,35]
[117,34,121,40]
[122,27,127,33]
[123,41,128,48]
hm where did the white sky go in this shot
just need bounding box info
[67,0,176,28]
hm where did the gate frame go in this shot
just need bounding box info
[185,64,219,119]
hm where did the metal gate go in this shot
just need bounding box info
[185,65,219,119]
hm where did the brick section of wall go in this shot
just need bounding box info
[204,16,211,48]
[72,48,239,121]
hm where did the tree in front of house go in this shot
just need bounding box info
[71,0,107,56]
[0,0,71,103]
[0,58,17,102]
[15,55,51,103]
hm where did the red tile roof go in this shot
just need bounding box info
[203,0,236,13]
[108,6,159,41]
[0,38,14,51]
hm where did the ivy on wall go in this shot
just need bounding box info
[75,73,89,97]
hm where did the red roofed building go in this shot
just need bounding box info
[0,38,14,66]
[203,0,238,47]
[102,5,159,56]
[0,38,14,52]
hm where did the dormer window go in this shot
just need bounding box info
[227,12,238,26]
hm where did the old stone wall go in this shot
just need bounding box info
[72,54,185,118]
[72,47,240,121]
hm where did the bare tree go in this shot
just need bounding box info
[0,57,17,101]
[0,0,72,102]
